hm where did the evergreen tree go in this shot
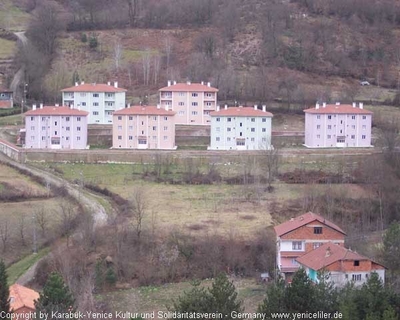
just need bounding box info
[285,268,315,313]
[208,273,243,318]
[0,260,10,313]
[382,222,400,278]
[314,271,338,313]
[172,280,210,313]
[257,278,286,319]
[338,283,360,320]
[382,306,398,320]
[35,272,75,319]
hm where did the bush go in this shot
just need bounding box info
[80,33,87,43]
[89,35,98,49]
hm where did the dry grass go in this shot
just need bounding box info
[0,38,15,59]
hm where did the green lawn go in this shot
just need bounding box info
[0,113,23,126]
[0,38,15,58]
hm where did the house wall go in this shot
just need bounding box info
[160,90,217,125]
[0,91,13,108]
[280,222,345,243]
[209,114,272,150]
[63,91,125,124]
[25,115,88,149]
[305,112,372,148]
[112,113,176,149]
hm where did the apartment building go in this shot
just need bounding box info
[274,212,346,278]
[159,81,218,125]
[297,242,385,287]
[208,106,273,150]
[112,105,176,149]
[304,102,373,148]
[24,105,88,149]
[61,81,126,124]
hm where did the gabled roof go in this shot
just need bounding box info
[159,83,218,92]
[210,107,273,117]
[113,106,175,116]
[61,83,127,93]
[274,212,346,237]
[25,106,89,116]
[296,242,384,271]
[9,284,39,311]
[304,104,373,115]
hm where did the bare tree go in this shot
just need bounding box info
[260,141,280,192]
[59,201,78,247]
[34,206,48,237]
[130,187,148,241]
[142,49,151,86]
[113,40,123,71]
[18,214,27,246]
[153,54,161,85]
[164,36,173,76]
[126,0,140,27]
[0,219,10,253]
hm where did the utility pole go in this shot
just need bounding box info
[21,83,28,115]
[32,212,37,254]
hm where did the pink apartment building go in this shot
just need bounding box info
[159,81,218,125]
[24,105,88,149]
[304,102,373,148]
[112,105,176,149]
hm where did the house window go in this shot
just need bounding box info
[292,241,302,250]
[216,137,220,141]
[291,259,299,266]
[227,118,232,122]
[205,93,213,97]
[129,136,133,140]
[317,134,321,139]
[66,127,70,131]
[192,93,198,97]
[251,128,255,132]
[314,227,322,234]
[227,127,231,132]
[340,120,343,124]
[239,132,243,137]
[354,260,360,266]
[240,123,243,127]
[362,116,366,120]
[351,135,355,139]
[262,118,266,122]
[179,111,185,115]
[118,116,122,120]
[129,116,133,120]
[54,121,58,126]
[362,125,366,129]
[328,125,331,129]
[362,135,366,139]
[93,93,99,98]
[93,102,99,107]
[192,102,198,107]
[54,131,58,135]
[77,117,81,121]
[31,126,35,130]
[77,136,81,141]
[236,140,245,146]
[216,118,220,122]
[141,130,144,135]
[128,126,133,130]
[80,93,86,97]
[192,111,198,115]
[313,242,323,249]
[153,116,157,121]
[227,137,231,141]
[164,117,168,121]
[42,117,46,121]
[251,118,255,122]
[328,115,332,119]
[41,126,46,131]
[138,139,147,144]
[93,111,99,115]
[206,102,212,106]
[66,137,69,141]
[216,127,220,132]
[164,136,168,140]
[317,125,321,129]
[66,117,70,121]
[164,126,168,130]
[262,128,266,132]
[118,126,122,130]
[81,102,87,106]
[251,137,255,142]
[118,136,122,140]
[352,125,356,129]
[31,136,35,141]
[30,116,34,121]
[317,115,321,119]
[352,115,356,119]
[327,135,331,139]
[77,127,81,131]
[352,274,362,282]
[141,121,144,125]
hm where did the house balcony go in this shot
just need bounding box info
[160,93,173,99]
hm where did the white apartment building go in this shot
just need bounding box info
[208,106,273,150]
[61,81,126,124]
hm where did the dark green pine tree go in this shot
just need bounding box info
[35,272,75,319]
[314,270,339,313]
[208,273,243,319]
[257,278,286,319]
[0,260,10,313]
[285,268,315,313]
[172,280,211,313]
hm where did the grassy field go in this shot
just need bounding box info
[0,0,30,31]
[0,38,15,59]
[98,277,266,314]
[0,113,23,126]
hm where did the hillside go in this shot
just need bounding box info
[2,0,400,107]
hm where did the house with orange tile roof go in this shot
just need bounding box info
[296,242,385,287]
[274,212,346,278]
[208,106,273,150]
[24,104,88,149]
[0,88,13,109]
[303,102,373,148]
[159,81,218,125]
[112,105,176,149]
[61,81,126,124]
[9,284,39,318]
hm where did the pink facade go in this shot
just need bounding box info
[112,106,176,149]
[159,81,218,125]
[304,103,373,148]
[24,105,88,149]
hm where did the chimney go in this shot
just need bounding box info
[114,81,118,88]
[201,81,204,85]
[216,105,220,111]
[353,102,356,108]
[239,105,243,108]
[81,81,84,85]
[32,104,36,110]
[75,82,78,86]
[316,102,320,110]
[107,81,111,86]
[207,82,211,87]
[325,247,331,258]
[254,105,257,110]
[157,104,160,109]
[128,103,131,108]
[224,104,228,110]
[323,102,326,108]
[262,105,266,112]
[167,80,171,87]
[71,104,74,109]
[335,102,340,105]
[187,81,191,85]
[173,80,177,85]
[40,103,43,109]
[55,103,59,107]
[359,102,363,109]
[165,105,168,111]
[77,104,80,110]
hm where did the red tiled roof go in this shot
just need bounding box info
[304,104,373,115]
[61,83,127,93]
[274,212,346,237]
[281,257,301,273]
[210,107,273,117]
[296,242,383,271]
[159,83,218,92]
[25,106,89,116]
[9,284,39,311]
[113,106,176,116]
[0,101,12,108]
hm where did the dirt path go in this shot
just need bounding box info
[10,32,28,103]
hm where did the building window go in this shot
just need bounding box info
[262,118,266,122]
[240,123,243,127]
[362,135,366,139]
[192,111,198,115]
[362,125,366,129]
[54,131,58,135]
[118,126,122,130]
[216,118,220,122]
[351,135,355,139]
[216,137,220,141]
[328,115,332,119]
[251,118,255,122]
[66,127,70,131]
[292,241,302,250]
[239,132,243,137]
[317,134,321,139]
[227,117,232,122]
[80,93,86,97]
[227,127,231,132]
[317,125,321,129]
[327,135,331,139]
[205,93,213,97]
[179,111,185,115]
[77,136,81,141]
[30,126,35,130]
[93,111,99,115]
[314,227,322,234]
[192,102,198,107]
[354,260,360,266]
[317,115,321,119]
[164,126,168,130]
[153,116,157,121]
[77,127,81,131]
[352,274,362,282]
[141,130,144,135]
[362,116,367,120]
[216,127,220,132]
[251,137,255,142]
[227,137,231,141]
[41,126,45,131]
[192,93,198,97]
[77,117,81,121]
[328,125,331,129]
[81,102,87,106]
[93,102,99,107]
[313,242,323,249]
[141,121,144,125]
[54,121,58,126]
[31,136,35,141]
[118,136,122,140]
[352,125,356,129]
[206,102,212,106]
[251,128,255,132]
[340,120,343,124]
[93,93,99,98]
[30,116,34,121]
[66,117,70,121]
[164,136,168,140]
[352,115,356,119]
[127,116,132,120]
[128,126,133,130]
[236,140,245,146]
[262,128,266,132]
[153,126,157,131]
[179,92,185,96]
[138,139,147,144]
[129,136,133,140]
[42,117,46,121]
[118,116,122,120]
